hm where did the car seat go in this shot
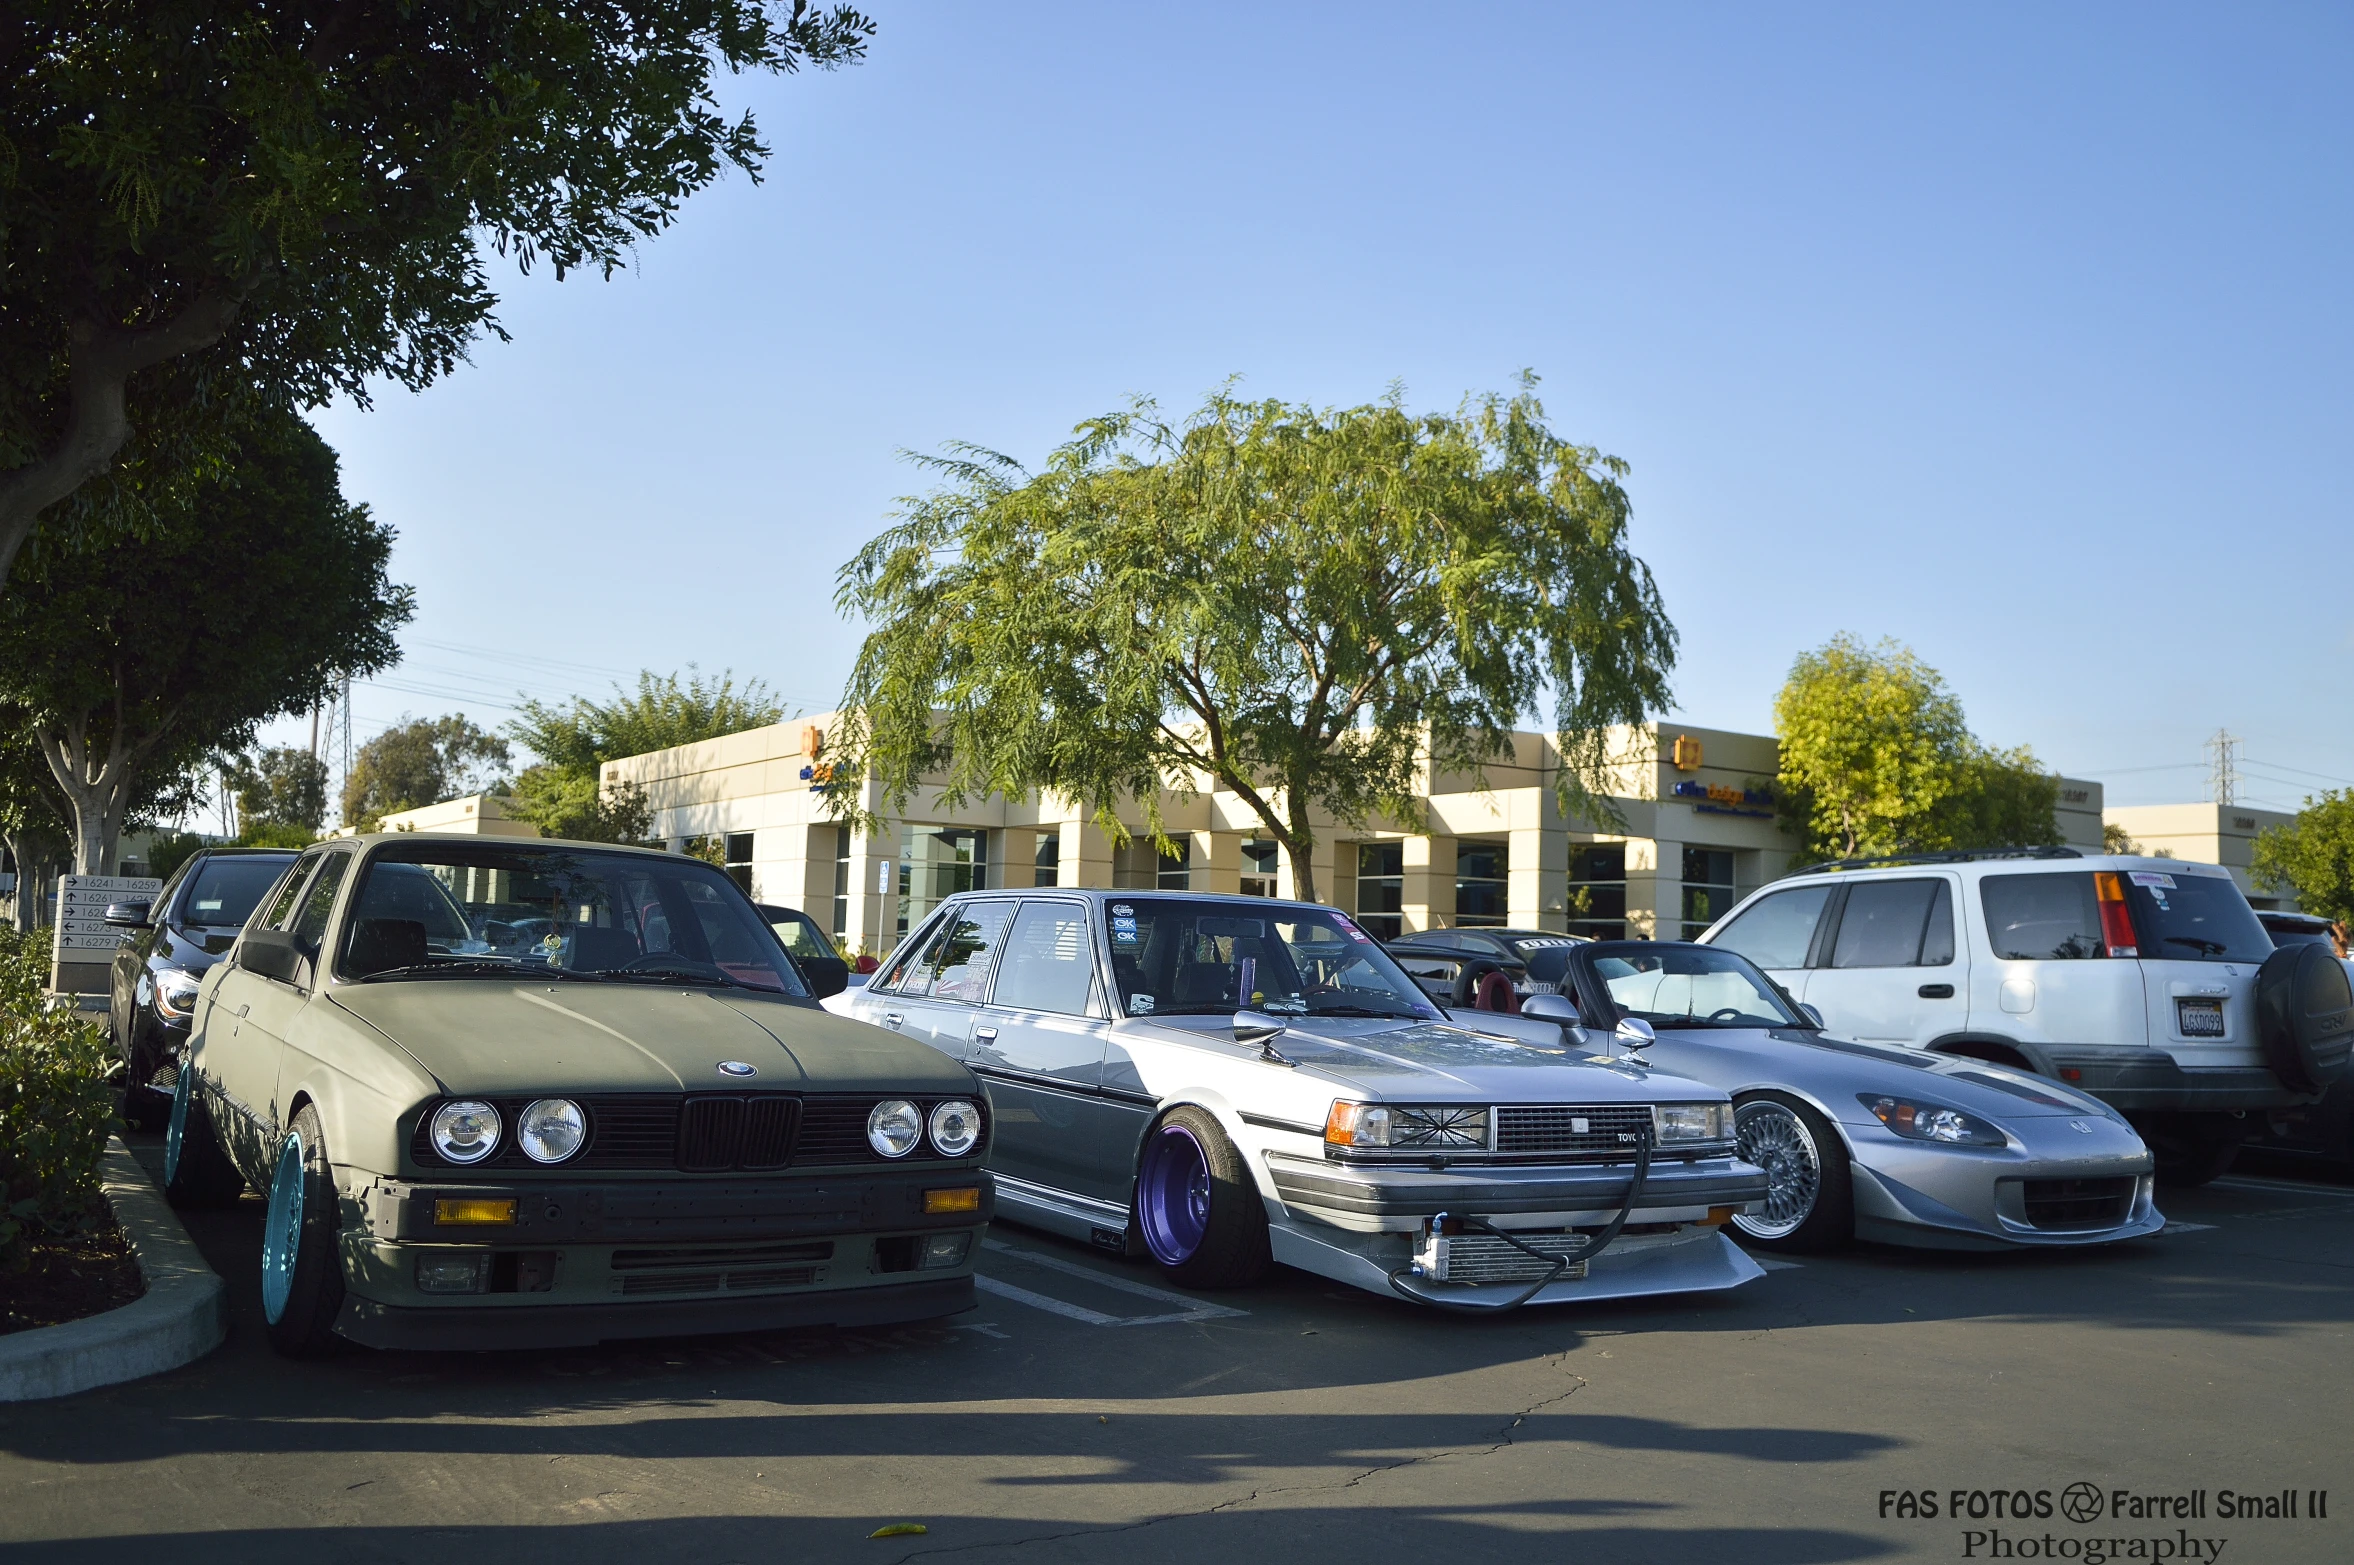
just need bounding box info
[344,918,429,979]
[565,925,642,971]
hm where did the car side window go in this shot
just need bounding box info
[259,851,324,932]
[288,852,353,955]
[1829,879,1944,969]
[1920,882,1955,965]
[1981,873,2102,961]
[1710,885,1832,969]
[922,900,1017,1003]
[989,901,1096,1015]
[873,914,950,993]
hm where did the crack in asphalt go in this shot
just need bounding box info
[889,1353,1590,1563]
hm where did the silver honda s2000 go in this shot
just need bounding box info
[1520,942,2164,1252]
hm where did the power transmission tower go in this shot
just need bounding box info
[336,675,354,826]
[2204,729,2239,807]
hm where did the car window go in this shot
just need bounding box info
[873,915,949,993]
[289,852,352,955]
[1921,882,1955,965]
[259,851,325,931]
[1107,897,1438,1019]
[1587,944,1806,1029]
[1981,873,2103,961]
[989,901,1096,1015]
[177,855,297,928]
[1709,885,1832,969]
[2123,871,2272,963]
[1830,879,1944,968]
[768,911,836,960]
[920,900,1017,1002]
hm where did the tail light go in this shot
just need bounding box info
[2094,872,2138,957]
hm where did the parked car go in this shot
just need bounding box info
[2254,909,2340,950]
[1385,928,1587,1012]
[756,902,850,997]
[1518,942,2162,1251]
[105,846,301,1131]
[2247,911,2354,1166]
[827,889,1769,1310]
[164,834,993,1357]
[1699,848,2353,1186]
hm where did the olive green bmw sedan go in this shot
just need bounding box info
[163,834,991,1357]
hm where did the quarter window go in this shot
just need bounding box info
[920,900,1017,1003]
[1981,874,2103,961]
[260,851,325,931]
[1708,885,1832,971]
[289,853,353,955]
[989,902,1096,1015]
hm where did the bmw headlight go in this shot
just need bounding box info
[928,1099,983,1158]
[1655,1103,1734,1143]
[1324,1102,1489,1150]
[867,1099,922,1158]
[153,968,202,1022]
[1860,1095,2006,1147]
[430,1100,502,1163]
[517,1098,586,1164]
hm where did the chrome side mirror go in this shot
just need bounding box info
[1233,1010,1295,1066]
[1613,1016,1657,1063]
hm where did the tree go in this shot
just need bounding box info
[505,668,781,842]
[226,745,328,836]
[833,383,1677,903]
[1772,635,2059,862]
[2252,793,2354,925]
[0,1,875,593]
[0,414,408,872]
[2103,821,2138,855]
[0,718,70,933]
[341,716,510,833]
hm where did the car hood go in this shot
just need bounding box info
[329,981,975,1097]
[1131,1013,1721,1103]
[1619,1025,2119,1123]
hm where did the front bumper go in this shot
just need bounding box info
[336,1274,974,1350]
[2030,1048,2303,1112]
[1265,1151,1767,1234]
[1271,1220,1764,1305]
[1846,1122,2163,1250]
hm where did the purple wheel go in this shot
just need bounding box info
[1137,1122,1213,1266]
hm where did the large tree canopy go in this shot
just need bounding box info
[505,668,783,841]
[0,1,874,588]
[340,714,509,832]
[1772,634,2059,862]
[0,412,410,871]
[2252,793,2354,926]
[834,384,1678,903]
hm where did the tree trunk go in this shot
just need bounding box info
[3,830,34,933]
[37,719,139,875]
[1284,786,1320,905]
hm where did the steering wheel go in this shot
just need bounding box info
[1707,1007,1747,1023]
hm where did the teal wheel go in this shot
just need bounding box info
[260,1104,347,1357]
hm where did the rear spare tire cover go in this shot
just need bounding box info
[2255,943,2354,1094]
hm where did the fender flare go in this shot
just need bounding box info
[1924,1032,2047,1074]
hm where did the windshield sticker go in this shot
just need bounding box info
[2129,872,2177,888]
[1129,993,1155,1014]
[1110,903,1134,917]
[1332,915,1373,943]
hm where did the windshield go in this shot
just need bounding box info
[1105,898,1440,1020]
[336,843,808,995]
[177,855,297,928]
[1588,943,1806,1029]
[2124,871,2272,963]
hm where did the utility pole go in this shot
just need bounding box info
[2204,729,2239,807]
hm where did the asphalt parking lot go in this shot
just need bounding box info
[2,1137,2347,1565]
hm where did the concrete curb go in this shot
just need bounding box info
[0,1135,226,1401]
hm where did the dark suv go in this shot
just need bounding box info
[106,846,299,1129]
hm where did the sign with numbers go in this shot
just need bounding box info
[55,874,163,952]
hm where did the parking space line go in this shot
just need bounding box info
[2159,1221,2217,1234]
[2212,1177,2354,1199]
[982,1238,1249,1317]
[973,1275,1122,1325]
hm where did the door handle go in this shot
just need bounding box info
[1917,984,1955,999]
[974,1026,999,1042]
[234,1003,251,1018]
[883,1011,904,1028]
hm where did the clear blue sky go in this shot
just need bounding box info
[285,2,2349,816]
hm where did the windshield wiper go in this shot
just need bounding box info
[2165,936,2228,955]
[353,960,554,983]
[1310,1003,1421,1019]
[590,964,743,989]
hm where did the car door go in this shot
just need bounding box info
[1798,876,1962,1045]
[249,849,354,1131]
[111,856,189,1064]
[1704,883,1836,1002]
[893,898,1018,1062]
[205,850,325,1144]
[970,898,1144,1203]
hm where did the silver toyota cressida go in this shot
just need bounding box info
[828,890,1771,1309]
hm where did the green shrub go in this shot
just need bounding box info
[0,928,117,1270]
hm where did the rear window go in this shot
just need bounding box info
[1981,873,2104,960]
[176,855,298,928]
[2124,871,2272,963]
[1708,885,1832,970]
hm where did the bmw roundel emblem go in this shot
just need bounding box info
[717,1061,757,1078]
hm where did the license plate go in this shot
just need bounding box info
[2176,998,2226,1038]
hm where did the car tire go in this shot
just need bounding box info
[1729,1092,1853,1253]
[162,1065,246,1209]
[2143,1114,2244,1188]
[260,1104,348,1358]
[1133,1106,1271,1289]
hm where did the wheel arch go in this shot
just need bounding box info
[1925,1033,2042,1073]
[1727,1081,1862,1162]
[1142,1087,1286,1210]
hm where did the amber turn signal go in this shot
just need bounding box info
[433,1197,518,1226]
[1699,1206,1738,1227]
[922,1187,982,1214]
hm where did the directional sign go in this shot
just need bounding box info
[56,874,162,952]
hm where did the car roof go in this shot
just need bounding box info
[2258,910,2332,927]
[1793,853,2234,881]
[340,831,684,858]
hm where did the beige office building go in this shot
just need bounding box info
[603,717,2108,958]
[2101,802,2297,908]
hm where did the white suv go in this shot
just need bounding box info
[1699,848,2352,1186]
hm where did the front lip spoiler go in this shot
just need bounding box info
[1266,1152,1767,1219]
[333,1274,975,1350]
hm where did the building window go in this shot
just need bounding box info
[1240,839,1280,898]
[1565,844,1628,940]
[897,826,989,939]
[1034,830,1061,888]
[723,832,755,895]
[1454,839,1509,926]
[1356,841,1404,940]
[1112,836,1190,889]
[1682,847,1736,940]
[832,826,852,940]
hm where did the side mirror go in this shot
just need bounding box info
[238,926,311,988]
[1613,1016,1657,1059]
[1232,1010,1287,1047]
[1519,993,1580,1025]
[1799,1003,1825,1028]
[103,902,153,929]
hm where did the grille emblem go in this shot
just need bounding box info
[717,1061,757,1078]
